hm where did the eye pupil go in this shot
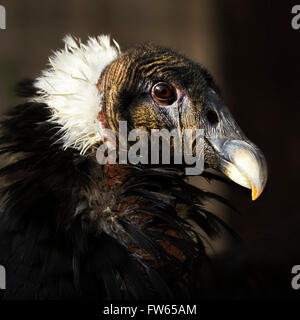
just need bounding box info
[154,84,171,98]
[152,82,176,106]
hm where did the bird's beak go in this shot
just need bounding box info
[207,138,267,200]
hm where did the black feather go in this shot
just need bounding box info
[0,82,237,299]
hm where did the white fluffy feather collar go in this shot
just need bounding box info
[32,35,120,154]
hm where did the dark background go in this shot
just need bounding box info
[0,0,299,251]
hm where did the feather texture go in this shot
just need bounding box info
[32,35,120,154]
[0,98,236,299]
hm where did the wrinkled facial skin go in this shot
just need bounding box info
[98,44,267,200]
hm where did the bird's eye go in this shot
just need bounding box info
[151,82,177,106]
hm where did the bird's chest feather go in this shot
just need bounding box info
[80,164,188,265]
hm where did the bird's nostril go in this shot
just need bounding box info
[207,110,219,125]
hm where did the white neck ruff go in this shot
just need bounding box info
[32,35,120,154]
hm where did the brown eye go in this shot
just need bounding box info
[151,82,176,106]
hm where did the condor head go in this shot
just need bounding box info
[34,36,267,200]
[97,43,267,200]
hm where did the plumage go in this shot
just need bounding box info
[0,35,267,300]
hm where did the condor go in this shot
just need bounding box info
[0,35,267,299]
